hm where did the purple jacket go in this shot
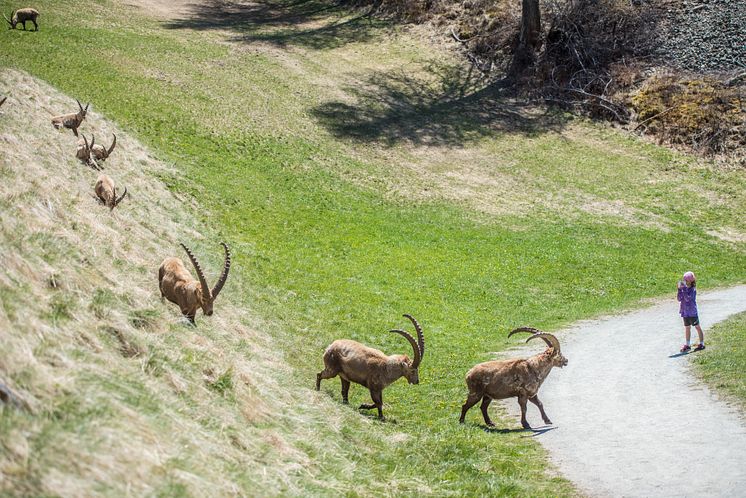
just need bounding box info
[677,285,698,317]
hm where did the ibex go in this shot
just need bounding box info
[316,314,425,419]
[94,174,127,210]
[4,8,38,31]
[91,133,116,163]
[76,134,101,170]
[459,327,567,429]
[51,99,88,137]
[158,243,231,324]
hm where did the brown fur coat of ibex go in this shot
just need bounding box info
[76,134,101,170]
[460,327,567,429]
[91,133,116,163]
[316,314,425,419]
[158,243,231,324]
[4,8,38,31]
[94,174,127,210]
[51,99,88,136]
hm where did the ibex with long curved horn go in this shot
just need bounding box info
[51,99,88,137]
[94,174,127,210]
[316,314,425,419]
[459,327,567,429]
[4,8,39,31]
[91,133,116,163]
[76,134,101,170]
[158,242,231,324]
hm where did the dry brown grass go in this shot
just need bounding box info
[0,69,365,497]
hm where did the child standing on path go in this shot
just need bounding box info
[678,271,704,353]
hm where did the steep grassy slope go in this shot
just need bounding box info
[0,70,397,497]
[1,0,745,496]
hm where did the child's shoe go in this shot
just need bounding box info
[680,344,691,353]
[693,343,705,351]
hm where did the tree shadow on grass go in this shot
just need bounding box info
[163,0,389,50]
[311,62,568,147]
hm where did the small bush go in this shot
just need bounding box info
[631,75,745,155]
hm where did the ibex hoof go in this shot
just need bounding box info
[521,422,532,430]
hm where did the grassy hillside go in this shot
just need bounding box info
[1,0,745,496]
[693,311,746,412]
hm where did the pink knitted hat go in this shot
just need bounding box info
[683,271,696,283]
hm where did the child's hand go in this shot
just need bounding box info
[678,280,685,289]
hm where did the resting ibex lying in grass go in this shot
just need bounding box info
[316,314,425,419]
[51,99,88,137]
[76,134,101,170]
[4,8,39,31]
[94,174,127,210]
[459,327,567,429]
[158,243,231,324]
[91,133,116,163]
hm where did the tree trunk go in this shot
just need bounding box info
[509,0,542,75]
[520,0,542,52]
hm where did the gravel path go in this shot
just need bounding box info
[504,285,746,497]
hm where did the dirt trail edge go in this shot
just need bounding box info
[504,285,746,498]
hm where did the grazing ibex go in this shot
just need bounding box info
[91,133,116,163]
[4,8,39,31]
[459,327,567,429]
[158,242,231,324]
[94,174,127,210]
[76,134,101,170]
[316,314,425,419]
[51,99,88,137]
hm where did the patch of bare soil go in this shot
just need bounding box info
[122,0,195,19]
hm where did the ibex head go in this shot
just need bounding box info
[108,187,127,210]
[179,242,231,316]
[3,12,16,29]
[80,134,100,169]
[93,133,116,161]
[390,314,425,384]
[509,327,568,368]
[76,99,89,118]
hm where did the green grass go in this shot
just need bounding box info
[1,0,746,496]
[693,311,746,411]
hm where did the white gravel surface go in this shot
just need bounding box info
[504,285,746,498]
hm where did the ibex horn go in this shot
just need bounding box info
[526,333,561,352]
[180,243,211,301]
[0,96,6,107]
[390,328,421,368]
[76,99,83,111]
[210,242,231,300]
[107,133,117,156]
[508,326,552,348]
[403,314,424,358]
[3,13,11,25]
[113,187,127,209]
